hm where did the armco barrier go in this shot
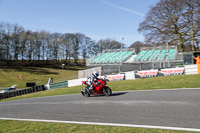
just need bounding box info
[50,81,68,89]
[68,78,87,87]
[184,64,198,75]
[124,71,135,80]
[0,85,45,100]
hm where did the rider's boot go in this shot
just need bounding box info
[89,85,93,92]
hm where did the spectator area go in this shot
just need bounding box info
[133,49,176,62]
[89,51,134,64]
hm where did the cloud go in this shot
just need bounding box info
[97,0,145,17]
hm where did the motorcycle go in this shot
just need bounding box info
[81,78,112,97]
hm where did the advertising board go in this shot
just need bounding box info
[135,67,185,78]
[105,74,125,81]
[159,67,184,76]
[135,70,159,78]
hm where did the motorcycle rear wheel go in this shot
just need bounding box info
[81,87,90,97]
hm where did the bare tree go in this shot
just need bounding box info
[71,33,82,63]
[97,39,122,53]
[138,0,200,52]
[0,21,121,62]
[19,30,26,60]
[12,24,24,60]
[61,33,73,62]
[39,31,49,60]
[129,41,145,54]
[0,22,14,60]
[82,36,93,61]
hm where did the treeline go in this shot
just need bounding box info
[0,22,123,63]
[138,0,200,52]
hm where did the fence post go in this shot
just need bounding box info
[2,94,5,99]
[42,85,45,90]
[13,91,16,97]
[22,89,26,95]
[35,86,38,92]
[32,87,35,92]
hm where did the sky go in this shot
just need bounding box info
[0,0,159,47]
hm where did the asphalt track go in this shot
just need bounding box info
[0,88,200,131]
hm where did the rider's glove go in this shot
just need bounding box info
[93,82,100,85]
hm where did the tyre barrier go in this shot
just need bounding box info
[0,85,45,100]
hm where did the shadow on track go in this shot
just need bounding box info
[89,92,128,97]
[110,92,128,96]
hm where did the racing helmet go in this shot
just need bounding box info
[93,71,99,77]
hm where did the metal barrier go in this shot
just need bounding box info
[49,81,68,89]
[0,85,45,100]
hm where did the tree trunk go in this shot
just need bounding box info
[191,30,195,51]
[177,34,184,52]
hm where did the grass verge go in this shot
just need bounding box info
[0,67,79,88]
[1,74,200,102]
[0,120,196,133]
[0,74,199,133]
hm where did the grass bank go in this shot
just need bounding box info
[1,74,200,102]
[0,67,80,88]
[110,74,200,91]
[1,74,199,133]
[0,120,195,133]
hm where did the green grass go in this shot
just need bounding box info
[1,74,200,133]
[0,120,196,133]
[110,74,200,91]
[1,74,200,102]
[0,67,79,88]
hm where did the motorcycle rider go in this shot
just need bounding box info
[88,71,100,91]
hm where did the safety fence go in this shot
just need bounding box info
[184,64,198,75]
[49,81,68,89]
[0,85,45,100]
[48,64,198,89]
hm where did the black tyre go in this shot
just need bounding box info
[103,86,112,96]
[81,87,90,97]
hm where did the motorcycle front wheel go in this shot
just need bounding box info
[103,86,112,96]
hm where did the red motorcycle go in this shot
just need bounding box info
[81,79,112,97]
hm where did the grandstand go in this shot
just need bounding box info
[86,46,183,75]
[89,51,134,64]
[133,47,177,62]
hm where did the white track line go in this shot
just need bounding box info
[129,88,200,92]
[0,118,200,132]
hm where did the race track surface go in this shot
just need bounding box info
[0,88,200,130]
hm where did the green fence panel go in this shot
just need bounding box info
[50,81,68,89]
